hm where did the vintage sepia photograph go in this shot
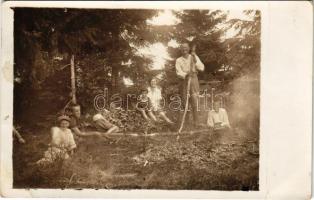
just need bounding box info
[12,7,261,190]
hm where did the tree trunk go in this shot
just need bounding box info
[70,55,77,104]
[112,65,120,93]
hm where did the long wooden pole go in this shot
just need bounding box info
[70,55,77,104]
[211,88,214,109]
[177,77,191,134]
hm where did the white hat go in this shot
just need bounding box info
[57,115,70,122]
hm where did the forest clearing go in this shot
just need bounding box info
[12,8,260,190]
[13,122,258,190]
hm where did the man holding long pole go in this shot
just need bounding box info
[175,42,205,131]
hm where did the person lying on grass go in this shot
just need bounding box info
[147,77,174,125]
[36,115,76,166]
[70,103,119,138]
[207,101,231,131]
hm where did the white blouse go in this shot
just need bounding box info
[51,127,76,150]
[207,108,231,128]
[147,86,162,111]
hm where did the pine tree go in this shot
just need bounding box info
[224,10,261,78]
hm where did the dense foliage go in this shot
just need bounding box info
[14,8,260,124]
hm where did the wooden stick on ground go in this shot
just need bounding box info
[13,126,26,144]
[102,129,211,137]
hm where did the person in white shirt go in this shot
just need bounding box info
[136,87,153,121]
[37,115,76,166]
[207,101,231,130]
[147,78,174,124]
[175,42,205,127]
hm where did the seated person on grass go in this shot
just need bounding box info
[70,104,119,137]
[136,87,155,122]
[36,115,76,166]
[207,101,231,131]
[147,77,174,124]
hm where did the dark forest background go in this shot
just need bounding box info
[14,8,260,129]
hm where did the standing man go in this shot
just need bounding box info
[175,42,205,128]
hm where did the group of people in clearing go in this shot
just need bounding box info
[36,42,231,166]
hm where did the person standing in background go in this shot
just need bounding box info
[175,42,205,128]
